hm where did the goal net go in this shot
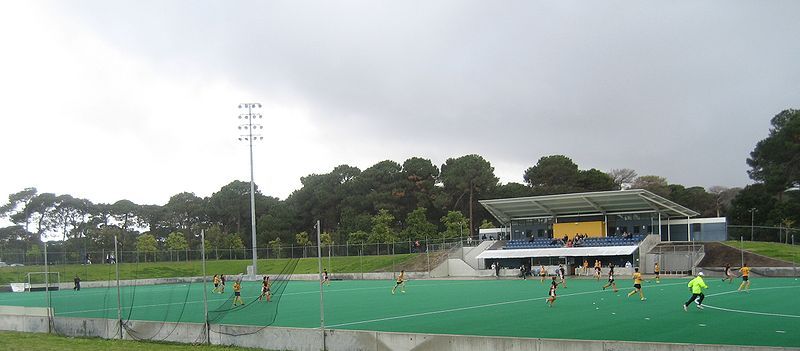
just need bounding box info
[26,272,60,292]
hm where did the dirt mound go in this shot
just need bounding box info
[698,242,794,267]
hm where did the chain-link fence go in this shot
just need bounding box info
[0,237,472,264]
[728,225,799,244]
[0,237,475,285]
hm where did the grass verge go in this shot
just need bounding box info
[0,254,417,285]
[0,330,265,351]
[724,240,800,263]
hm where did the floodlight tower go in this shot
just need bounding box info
[238,103,263,275]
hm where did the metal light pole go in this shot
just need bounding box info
[238,103,263,276]
[748,208,757,241]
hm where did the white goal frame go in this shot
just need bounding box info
[25,271,60,291]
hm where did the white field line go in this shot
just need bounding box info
[702,285,800,318]
[327,282,687,328]
[54,281,479,315]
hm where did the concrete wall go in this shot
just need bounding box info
[445,259,477,277]
[637,234,660,274]
[1,314,795,351]
[0,306,50,333]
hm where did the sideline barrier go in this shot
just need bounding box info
[0,311,794,351]
[10,283,29,292]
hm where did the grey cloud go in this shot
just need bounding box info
[54,0,800,189]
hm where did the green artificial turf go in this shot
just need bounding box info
[724,240,800,264]
[2,277,798,348]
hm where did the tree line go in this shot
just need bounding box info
[1,109,798,259]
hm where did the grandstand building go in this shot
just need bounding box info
[475,189,727,275]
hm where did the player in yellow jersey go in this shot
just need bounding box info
[392,270,406,295]
[212,274,221,294]
[627,267,646,301]
[654,262,660,283]
[539,264,547,283]
[232,280,244,306]
[594,260,602,280]
[738,263,751,292]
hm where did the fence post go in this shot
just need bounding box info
[424,237,430,272]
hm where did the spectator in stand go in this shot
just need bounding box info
[574,236,583,247]
[565,240,573,248]
[622,231,632,239]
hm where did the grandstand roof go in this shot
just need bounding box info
[476,245,638,259]
[479,189,699,225]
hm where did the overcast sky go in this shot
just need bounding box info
[1,1,799,211]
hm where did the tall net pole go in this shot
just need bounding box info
[315,220,326,350]
[238,103,263,276]
[43,241,51,333]
[114,235,122,339]
[740,236,744,269]
[201,229,210,344]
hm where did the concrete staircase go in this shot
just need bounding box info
[431,240,496,277]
